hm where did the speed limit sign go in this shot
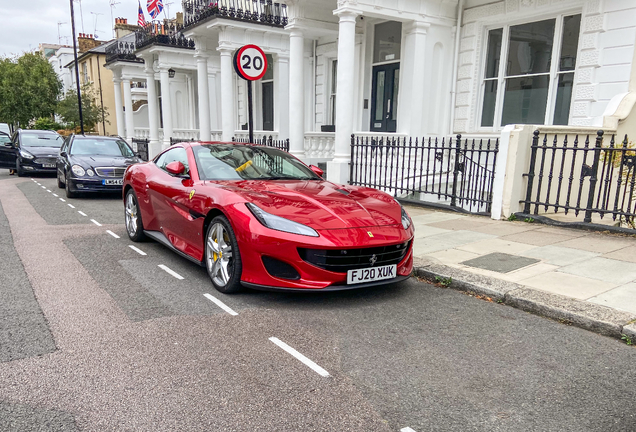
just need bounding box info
[233,44,268,81]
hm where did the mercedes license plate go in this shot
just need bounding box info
[103,179,123,186]
[347,264,397,285]
[42,163,55,168]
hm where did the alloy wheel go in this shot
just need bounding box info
[125,193,139,237]
[206,222,234,287]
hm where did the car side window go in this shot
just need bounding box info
[156,147,189,173]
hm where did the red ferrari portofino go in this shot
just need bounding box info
[123,142,414,293]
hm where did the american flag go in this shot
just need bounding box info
[146,0,163,19]
[138,1,146,26]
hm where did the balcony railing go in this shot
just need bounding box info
[105,41,142,64]
[183,0,288,30]
[135,21,196,51]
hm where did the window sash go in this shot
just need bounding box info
[479,13,580,130]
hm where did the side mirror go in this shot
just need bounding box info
[60,151,67,157]
[309,164,324,177]
[3,142,12,148]
[165,161,189,178]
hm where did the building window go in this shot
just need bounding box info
[480,14,581,129]
[81,62,89,85]
[261,54,274,131]
[329,60,337,125]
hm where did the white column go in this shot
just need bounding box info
[122,79,135,142]
[209,71,219,131]
[145,66,162,158]
[219,49,235,141]
[275,54,290,140]
[328,10,358,184]
[399,21,429,137]
[196,54,212,141]
[289,28,305,160]
[159,67,173,148]
[112,77,126,138]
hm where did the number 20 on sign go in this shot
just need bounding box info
[233,44,268,81]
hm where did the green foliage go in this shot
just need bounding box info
[0,52,62,129]
[33,117,63,131]
[56,83,109,131]
[524,217,535,223]
[507,214,517,221]
[621,334,633,346]
[434,276,452,287]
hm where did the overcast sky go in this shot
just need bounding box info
[0,0,183,57]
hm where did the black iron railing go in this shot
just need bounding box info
[232,135,290,152]
[132,138,149,161]
[170,137,197,145]
[135,21,195,51]
[105,40,142,64]
[521,130,636,228]
[183,0,288,30]
[350,134,499,214]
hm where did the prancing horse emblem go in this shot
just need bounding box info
[367,231,374,238]
[189,190,195,200]
[369,254,377,266]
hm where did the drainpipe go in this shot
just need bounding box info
[313,39,317,132]
[449,0,464,136]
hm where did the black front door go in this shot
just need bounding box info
[0,134,16,169]
[262,81,274,131]
[370,63,399,133]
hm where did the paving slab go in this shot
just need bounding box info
[461,252,540,274]
[412,225,450,239]
[520,245,600,266]
[471,222,538,236]
[457,238,536,255]
[410,212,465,225]
[499,230,579,246]
[427,217,494,231]
[424,248,480,265]
[556,234,635,254]
[588,283,636,315]
[602,245,636,263]
[519,271,618,300]
[411,230,495,255]
[559,257,636,285]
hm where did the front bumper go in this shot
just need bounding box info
[19,158,56,173]
[67,177,124,193]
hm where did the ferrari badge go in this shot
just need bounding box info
[367,231,374,238]
[189,190,196,200]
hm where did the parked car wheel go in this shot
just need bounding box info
[57,170,65,188]
[64,173,76,198]
[16,160,25,177]
[205,216,243,294]
[125,189,145,242]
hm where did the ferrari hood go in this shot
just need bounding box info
[216,180,402,230]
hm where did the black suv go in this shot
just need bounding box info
[0,129,64,176]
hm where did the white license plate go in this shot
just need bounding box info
[42,163,55,168]
[347,264,397,285]
[102,179,123,185]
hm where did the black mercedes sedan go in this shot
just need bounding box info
[0,129,64,176]
[57,135,141,198]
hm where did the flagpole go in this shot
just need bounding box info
[69,0,85,134]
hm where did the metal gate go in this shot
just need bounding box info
[349,134,499,214]
[521,130,636,228]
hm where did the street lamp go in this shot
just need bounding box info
[168,68,176,78]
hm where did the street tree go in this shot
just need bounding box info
[56,83,109,132]
[0,52,62,129]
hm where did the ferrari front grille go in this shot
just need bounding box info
[95,167,126,178]
[298,241,411,273]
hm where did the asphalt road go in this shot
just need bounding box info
[1,172,635,432]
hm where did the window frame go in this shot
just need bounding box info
[477,11,581,132]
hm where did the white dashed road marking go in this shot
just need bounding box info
[46,189,51,193]
[91,219,102,227]
[158,264,184,280]
[401,428,417,432]
[68,204,75,209]
[203,293,238,316]
[129,245,147,256]
[59,198,66,202]
[53,193,58,197]
[268,337,330,377]
[106,230,120,238]
[78,211,87,216]
[41,186,46,189]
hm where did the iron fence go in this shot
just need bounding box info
[105,40,142,64]
[521,130,636,228]
[183,0,287,29]
[349,134,499,214]
[170,137,197,145]
[232,135,290,152]
[135,21,195,51]
[132,138,149,161]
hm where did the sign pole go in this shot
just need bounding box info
[69,0,85,134]
[247,81,254,144]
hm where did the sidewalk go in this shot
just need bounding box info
[404,204,636,342]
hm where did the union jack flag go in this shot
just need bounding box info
[137,1,146,26]
[146,0,163,19]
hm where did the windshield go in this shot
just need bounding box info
[193,145,319,181]
[21,133,63,148]
[70,138,135,157]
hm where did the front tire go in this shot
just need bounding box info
[16,160,25,177]
[125,189,145,242]
[65,174,77,198]
[205,216,242,293]
[57,169,65,188]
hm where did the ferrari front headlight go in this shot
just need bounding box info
[246,203,319,237]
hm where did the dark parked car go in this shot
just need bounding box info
[0,129,63,176]
[57,135,142,198]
